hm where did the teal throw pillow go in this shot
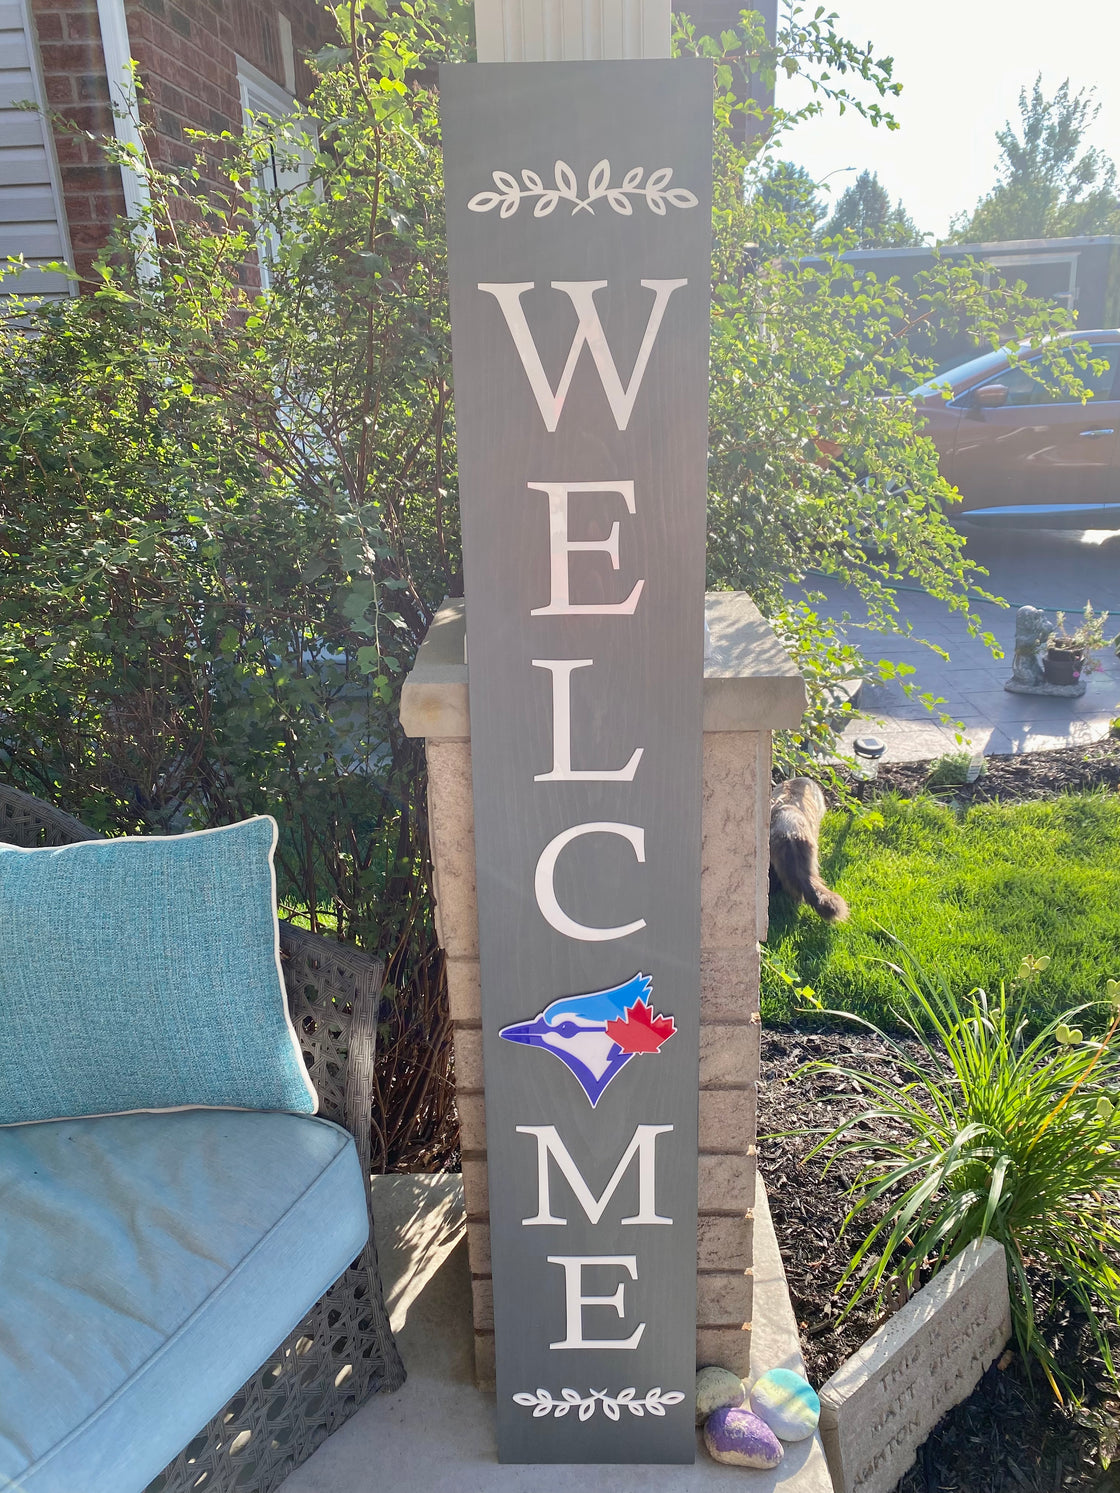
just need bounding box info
[0,816,317,1124]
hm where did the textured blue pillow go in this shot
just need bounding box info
[0,816,317,1124]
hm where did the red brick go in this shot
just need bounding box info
[43,73,76,103]
[64,10,98,38]
[53,101,109,130]
[69,221,115,248]
[87,197,123,225]
[196,79,223,111]
[52,133,85,163]
[61,192,94,221]
[76,71,110,100]
[127,9,157,41]
[67,162,121,191]
[34,0,333,287]
[39,41,101,69]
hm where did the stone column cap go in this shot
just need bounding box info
[400,592,806,739]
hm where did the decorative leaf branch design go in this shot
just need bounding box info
[512,1387,686,1421]
[468,160,698,219]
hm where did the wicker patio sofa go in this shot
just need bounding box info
[0,783,405,1493]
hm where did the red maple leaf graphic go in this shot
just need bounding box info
[605,999,676,1055]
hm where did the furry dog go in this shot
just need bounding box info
[769,778,849,923]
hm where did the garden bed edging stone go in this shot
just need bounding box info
[817,1238,1011,1493]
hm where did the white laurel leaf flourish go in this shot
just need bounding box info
[512,1387,686,1420]
[468,161,698,219]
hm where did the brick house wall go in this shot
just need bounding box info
[125,0,325,172]
[27,0,774,286]
[28,0,331,285]
[29,0,125,283]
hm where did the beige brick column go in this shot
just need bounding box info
[401,592,805,1388]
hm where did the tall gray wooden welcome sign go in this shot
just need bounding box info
[442,59,712,1464]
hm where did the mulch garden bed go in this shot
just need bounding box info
[759,1024,1120,1492]
[837,736,1120,806]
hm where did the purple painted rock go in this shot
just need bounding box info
[695,1365,746,1424]
[703,1407,784,1468]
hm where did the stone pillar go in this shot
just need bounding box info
[401,592,805,1388]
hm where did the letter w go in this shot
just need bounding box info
[477,280,687,433]
[517,1123,673,1225]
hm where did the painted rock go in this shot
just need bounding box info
[749,1368,821,1442]
[703,1407,784,1468]
[694,1366,745,1425]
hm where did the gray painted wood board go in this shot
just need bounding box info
[442,58,713,1464]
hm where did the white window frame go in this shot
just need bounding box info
[235,55,316,289]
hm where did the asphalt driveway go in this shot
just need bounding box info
[811,527,1120,763]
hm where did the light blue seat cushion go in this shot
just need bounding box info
[0,816,316,1122]
[0,1108,370,1493]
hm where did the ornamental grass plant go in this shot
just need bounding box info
[802,947,1120,1401]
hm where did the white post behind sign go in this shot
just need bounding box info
[473,0,670,63]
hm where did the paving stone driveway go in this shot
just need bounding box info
[809,527,1120,763]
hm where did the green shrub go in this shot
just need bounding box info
[926,750,983,789]
[0,1,469,1167]
[804,948,1120,1401]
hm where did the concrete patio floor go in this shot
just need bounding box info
[279,1174,832,1493]
[812,526,1120,763]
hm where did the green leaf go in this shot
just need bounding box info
[355,646,381,674]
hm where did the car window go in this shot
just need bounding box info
[960,345,1119,407]
[910,348,1014,398]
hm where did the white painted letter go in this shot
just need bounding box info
[547,1256,645,1350]
[518,1124,673,1226]
[534,822,646,942]
[477,279,688,432]
[532,660,643,782]
[528,480,644,617]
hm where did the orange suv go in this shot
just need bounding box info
[913,331,1120,528]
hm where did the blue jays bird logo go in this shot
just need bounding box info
[498,972,676,1106]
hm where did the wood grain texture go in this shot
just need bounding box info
[442,59,712,1464]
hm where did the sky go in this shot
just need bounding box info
[775,0,1120,241]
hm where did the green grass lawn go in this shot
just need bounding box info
[762,790,1120,1026]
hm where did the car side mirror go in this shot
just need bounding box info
[974,383,1009,409]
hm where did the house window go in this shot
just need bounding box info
[235,55,315,289]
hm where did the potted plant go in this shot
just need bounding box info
[1043,603,1111,686]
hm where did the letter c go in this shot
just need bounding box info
[534,822,646,942]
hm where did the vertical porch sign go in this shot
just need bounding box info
[442,59,713,1464]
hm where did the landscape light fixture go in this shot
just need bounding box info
[852,735,886,799]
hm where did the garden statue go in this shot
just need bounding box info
[1005,603,1087,697]
[1009,605,1050,687]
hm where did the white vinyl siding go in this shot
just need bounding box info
[0,0,74,298]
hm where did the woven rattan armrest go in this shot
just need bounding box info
[0,783,105,846]
[278,919,380,1188]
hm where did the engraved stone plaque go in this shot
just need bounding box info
[818,1239,1012,1493]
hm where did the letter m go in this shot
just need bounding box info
[517,1123,673,1225]
[477,280,687,433]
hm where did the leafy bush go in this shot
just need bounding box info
[0,0,469,1168]
[804,949,1120,1400]
[926,751,983,789]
